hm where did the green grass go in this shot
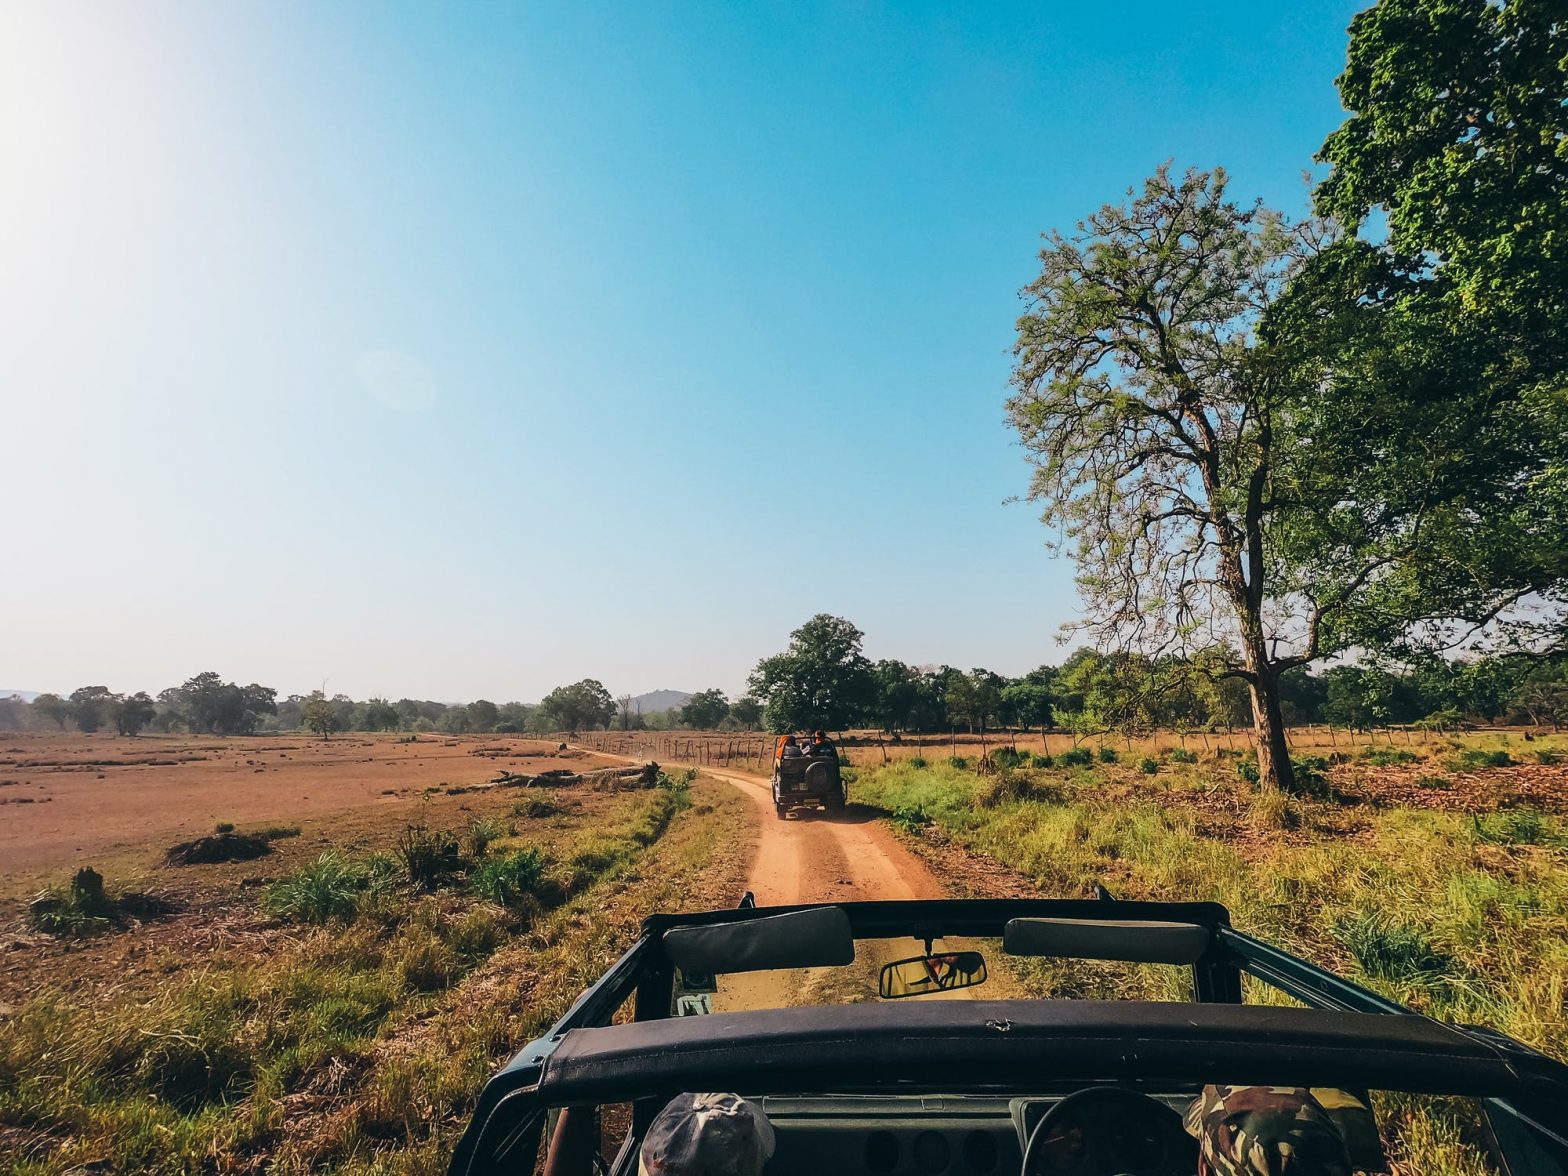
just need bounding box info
[1446,748,1514,771]
[267,853,372,923]
[469,848,546,907]
[1360,747,1420,766]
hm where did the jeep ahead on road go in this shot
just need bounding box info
[771,739,845,819]
[447,895,1568,1176]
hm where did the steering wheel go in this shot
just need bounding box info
[1020,1087,1195,1176]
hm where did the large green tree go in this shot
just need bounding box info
[116,692,157,736]
[68,686,116,734]
[300,691,336,738]
[1009,166,1334,789]
[31,693,71,730]
[748,615,876,733]
[679,689,730,730]
[539,679,616,733]
[1292,0,1568,660]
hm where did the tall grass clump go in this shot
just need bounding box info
[1332,912,1454,986]
[266,853,371,923]
[471,848,547,907]
[463,816,509,858]
[396,825,462,888]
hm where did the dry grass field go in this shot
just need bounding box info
[0,735,753,1174]
[0,733,617,889]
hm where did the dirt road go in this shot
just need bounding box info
[663,764,1019,1009]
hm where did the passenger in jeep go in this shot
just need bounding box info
[1185,1086,1383,1176]
[638,1093,774,1176]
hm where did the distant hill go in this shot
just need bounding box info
[0,689,40,702]
[630,689,691,713]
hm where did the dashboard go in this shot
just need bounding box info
[750,1091,1197,1176]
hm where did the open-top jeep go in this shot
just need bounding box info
[448,895,1568,1176]
[771,739,846,818]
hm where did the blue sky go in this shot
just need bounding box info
[1,1,1363,702]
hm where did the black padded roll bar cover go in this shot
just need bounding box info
[1005,918,1210,964]
[663,905,855,975]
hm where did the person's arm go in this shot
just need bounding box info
[541,1107,597,1176]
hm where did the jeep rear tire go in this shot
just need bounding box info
[774,804,787,820]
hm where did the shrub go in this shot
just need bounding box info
[1333,912,1453,985]
[27,867,116,936]
[1533,749,1561,766]
[463,816,507,859]
[1236,760,1260,784]
[1249,790,1297,830]
[1139,757,1159,775]
[1413,774,1452,790]
[991,747,1029,770]
[1170,747,1197,764]
[890,802,935,831]
[1058,747,1093,767]
[266,854,368,923]
[1097,746,1118,763]
[656,769,695,809]
[257,824,302,841]
[1291,756,1330,794]
[165,831,272,866]
[907,755,928,769]
[1446,748,1513,771]
[1359,747,1419,766]
[977,774,1057,808]
[215,822,235,834]
[470,848,547,907]
[946,756,969,770]
[1030,753,1054,769]
[395,825,461,889]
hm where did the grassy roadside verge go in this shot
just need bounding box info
[0,775,751,1175]
[853,758,1568,1056]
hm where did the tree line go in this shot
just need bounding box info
[0,675,649,738]
[744,615,1568,737]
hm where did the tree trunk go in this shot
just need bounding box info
[1244,665,1294,793]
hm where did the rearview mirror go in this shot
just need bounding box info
[878,951,987,999]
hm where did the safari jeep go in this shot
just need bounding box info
[448,895,1568,1176]
[771,744,845,818]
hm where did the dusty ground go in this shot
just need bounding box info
[0,776,639,1011]
[0,732,617,892]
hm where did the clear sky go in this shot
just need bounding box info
[1,0,1364,703]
